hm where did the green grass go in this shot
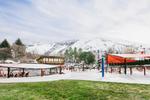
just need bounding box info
[0,80,150,100]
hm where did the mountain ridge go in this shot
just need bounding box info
[26,37,147,55]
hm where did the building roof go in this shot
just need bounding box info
[37,56,64,60]
[111,54,150,58]
[0,64,60,69]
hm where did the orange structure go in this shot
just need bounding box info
[106,54,150,75]
[107,54,136,64]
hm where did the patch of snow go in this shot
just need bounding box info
[26,43,55,55]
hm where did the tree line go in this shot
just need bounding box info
[64,47,95,65]
[0,38,96,65]
[0,38,25,62]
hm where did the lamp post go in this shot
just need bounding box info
[97,50,100,70]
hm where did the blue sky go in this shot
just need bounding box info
[0,0,150,44]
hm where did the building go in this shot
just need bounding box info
[36,56,65,65]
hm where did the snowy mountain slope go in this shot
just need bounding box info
[26,40,76,55]
[45,40,76,55]
[71,38,140,52]
[26,38,144,55]
[26,43,55,55]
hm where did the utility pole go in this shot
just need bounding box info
[97,50,100,70]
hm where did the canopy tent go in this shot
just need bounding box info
[107,54,150,64]
[0,64,60,69]
[106,54,150,75]
[107,54,136,64]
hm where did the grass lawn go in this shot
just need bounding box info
[0,80,150,100]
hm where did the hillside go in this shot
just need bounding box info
[26,37,143,55]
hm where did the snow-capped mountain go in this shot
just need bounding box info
[27,43,54,55]
[26,38,145,55]
[26,40,77,55]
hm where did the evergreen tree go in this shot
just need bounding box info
[73,47,78,62]
[0,39,10,48]
[0,49,12,61]
[64,49,69,61]
[15,38,24,46]
[68,47,74,62]
[12,38,26,60]
[78,48,82,62]
[0,39,12,61]
[64,48,84,63]
[78,48,82,55]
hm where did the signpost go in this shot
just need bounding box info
[97,50,105,78]
[101,57,105,78]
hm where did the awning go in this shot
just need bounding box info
[107,54,136,64]
[0,64,60,69]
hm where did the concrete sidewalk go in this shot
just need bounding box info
[0,70,150,84]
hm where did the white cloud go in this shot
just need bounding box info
[0,0,150,44]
